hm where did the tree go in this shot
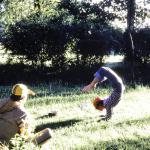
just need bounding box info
[58,0,124,66]
[126,0,136,87]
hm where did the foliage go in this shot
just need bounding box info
[124,28,150,65]
[9,134,39,150]
[1,0,125,70]
[0,0,149,83]
[1,0,148,29]
[75,27,123,64]
[59,0,117,25]
[0,63,52,85]
[58,0,124,65]
[0,0,60,28]
[133,28,150,64]
[3,19,69,67]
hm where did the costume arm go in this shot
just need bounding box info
[82,67,107,92]
[94,70,107,83]
[0,100,21,113]
[17,115,32,138]
[82,77,99,92]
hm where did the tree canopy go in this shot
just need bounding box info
[0,0,149,83]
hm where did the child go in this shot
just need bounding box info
[82,66,125,121]
[0,83,35,142]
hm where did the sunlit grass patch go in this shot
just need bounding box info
[0,84,150,149]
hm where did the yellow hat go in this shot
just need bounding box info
[12,84,36,97]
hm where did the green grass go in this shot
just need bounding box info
[1,84,150,150]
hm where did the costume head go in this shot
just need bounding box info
[92,97,105,111]
[11,83,35,101]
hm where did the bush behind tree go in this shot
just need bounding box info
[3,19,69,68]
[123,28,150,84]
[1,0,150,84]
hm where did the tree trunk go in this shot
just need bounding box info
[127,0,136,87]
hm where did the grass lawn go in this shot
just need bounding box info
[1,83,150,150]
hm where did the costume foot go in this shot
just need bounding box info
[101,117,108,121]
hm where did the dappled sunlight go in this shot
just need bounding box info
[104,55,124,63]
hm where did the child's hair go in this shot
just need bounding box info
[96,100,104,107]
[10,94,23,101]
[93,97,105,111]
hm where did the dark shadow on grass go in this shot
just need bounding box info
[115,116,150,127]
[36,111,58,119]
[35,119,81,132]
